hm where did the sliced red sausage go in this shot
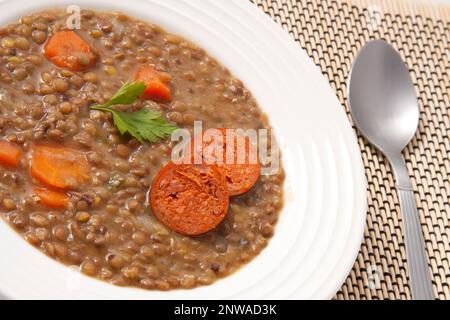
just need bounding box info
[150,162,229,235]
[191,128,261,196]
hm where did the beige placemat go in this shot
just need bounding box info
[253,0,450,300]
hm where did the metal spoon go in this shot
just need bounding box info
[348,40,434,300]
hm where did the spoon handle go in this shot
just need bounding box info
[388,154,434,300]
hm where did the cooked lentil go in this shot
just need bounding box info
[0,9,284,290]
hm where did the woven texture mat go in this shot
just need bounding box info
[253,0,450,299]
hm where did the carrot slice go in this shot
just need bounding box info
[191,128,261,196]
[0,140,22,168]
[33,187,68,209]
[150,162,229,236]
[31,146,90,190]
[135,65,171,102]
[44,31,96,71]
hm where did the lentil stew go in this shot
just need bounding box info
[0,9,284,290]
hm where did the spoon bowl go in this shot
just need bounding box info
[348,40,419,155]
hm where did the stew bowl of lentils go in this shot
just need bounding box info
[0,0,367,299]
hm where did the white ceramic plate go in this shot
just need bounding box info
[0,0,367,300]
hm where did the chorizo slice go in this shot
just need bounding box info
[191,128,261,196]
[150,162,229,235]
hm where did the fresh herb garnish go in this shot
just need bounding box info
[100,81,146,107]
[93,105,178,143]
[90,81,178,143]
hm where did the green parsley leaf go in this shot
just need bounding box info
[101,81,146,107]
[90,81,178,143]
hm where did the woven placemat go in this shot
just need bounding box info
[253,0,449,300]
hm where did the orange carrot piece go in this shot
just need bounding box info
[0,140,22,168]
[44,31,96,71]
[31,145,90,189]
[33,187,68,209]
[135,65,171,102]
